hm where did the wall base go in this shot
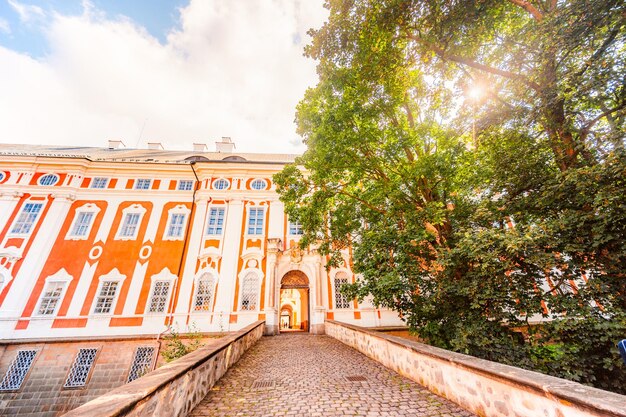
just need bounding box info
[310,323,325,335]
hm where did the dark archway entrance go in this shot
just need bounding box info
[279,271,310,332]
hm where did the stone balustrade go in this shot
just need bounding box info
[326,320,626,417]
[62,321,265,417]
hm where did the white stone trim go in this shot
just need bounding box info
[145,267,176,315]
[33,268,73,317]
[191,269,218,314]
[65,203,101,240]
[114,204,147,241]
[163,205,191,241]
[91,268,126,315]
[237,268,264,312]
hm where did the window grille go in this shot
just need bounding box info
[334,272,351,309]
[212,178,229,190]
[247,208,264,235]
[70,212,94,237]
[90,177,108,189]
[148,281,171,313]
[289,221,303,235]
[240,272,258,311]
[10,203,43,234]
[39,174,59,186]
[251,179,267,190]
[177,180,194,191]
[194,273,215,311]
[127,347,155,383]
[94,281,118,314]
[167,213,186,238]
[119,213,141,238]
[64,348,97,388]
[37,282,65,315]
[206,208,225,235]
[135,179,151,190]
[0,350,37,391]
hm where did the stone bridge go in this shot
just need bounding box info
[63,321,626,417]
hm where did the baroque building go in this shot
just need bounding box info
[0,139,402,416]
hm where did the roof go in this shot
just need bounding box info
[0,144,298,164]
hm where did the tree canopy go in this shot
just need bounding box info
[274,0,626,392]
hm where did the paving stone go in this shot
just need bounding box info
[189,334,475,417]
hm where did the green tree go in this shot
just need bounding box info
[275,0,626,392]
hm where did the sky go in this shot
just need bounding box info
[0,0,328,153]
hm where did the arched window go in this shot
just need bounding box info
[39,174,59,186]
[240,272,258,311]
[334,272,351,309]
[193,273,215,311]
[212,178,230,190]
[250,179,267,190]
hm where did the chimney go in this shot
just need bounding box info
[147,142,164,150]
[193,143,208,152]
[215,137,235,153]
[108,139,126,149]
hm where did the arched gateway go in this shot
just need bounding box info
[279,271,310,332]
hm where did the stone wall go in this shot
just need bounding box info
[0,334,223,417]
[326,320,626,417]
[61,321,264,417]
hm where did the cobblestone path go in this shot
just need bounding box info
[190,334,475,417]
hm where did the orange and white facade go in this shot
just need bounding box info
[0,140,402,341]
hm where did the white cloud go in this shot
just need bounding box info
[0,17,11,34]
[7,0,46,23]
[0,0,328,153]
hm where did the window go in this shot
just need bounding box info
[39,174,59,186]
[166,213,186,238]
[240,272,258,311]
[37,282,65,315]
[251,179,267,190]
[10,203,43,235]
[90,177,108,189]
[69,212,95,238]
[127,347,155,383]
[247,207,264,235]
[119,213,141,238]
[0,350,37,391]
[93,281,119,314]
[206,208,225,235]
[334,272,351,309]
[177,180,194,191]
[64,348,97,388]
[289,221,303,235]
[147,281,171,313]
[135,179,151,190]
[212,178,229,190]
[193,273,215,311]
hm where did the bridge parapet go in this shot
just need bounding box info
[326,320,626,417]
[62,321,265,417]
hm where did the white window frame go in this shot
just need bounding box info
[9,201,44,236]
[115,204,147,241]
[163,205,190,241]
[246,207,265,236]
[134,179,152,190]
[239,269,262,311]
[212,178,230,190]
[333,271,352,310]
[63,348,98,388]
[205,206,226,236]
[38,173,59,186]
[192,271,217,313]
[250,179,267,190]
[90,177,109,189]
[145,268,176,314]
[91,268,126,315]
[66,203,101,240]
[177,180,194,191]
[34,269,73,317]
[288,220,303,235]
[0,349,38,391]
